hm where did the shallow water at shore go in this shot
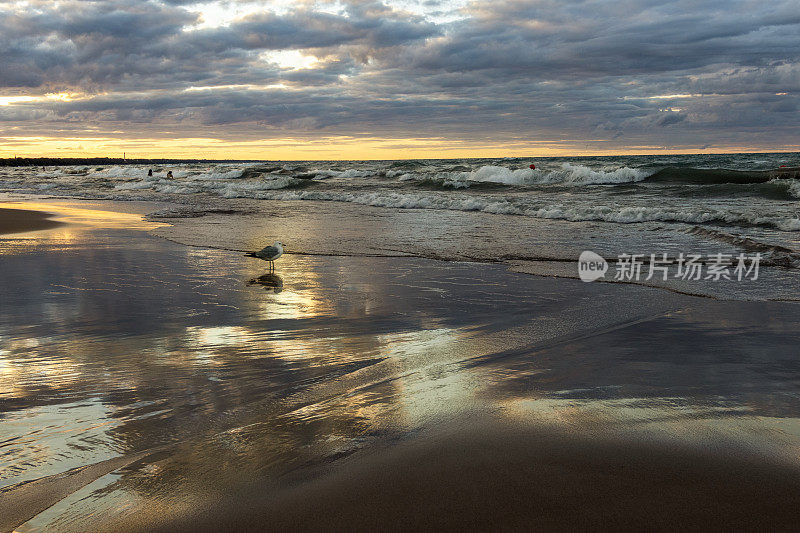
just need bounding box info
[149,196,800,300]
[3,200,800,531]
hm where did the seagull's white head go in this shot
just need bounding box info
[274,241,284,249]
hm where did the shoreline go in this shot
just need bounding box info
[145,198,799,301]
[1,195,797,303]
[1,195,795,301]
[0,207,63,235]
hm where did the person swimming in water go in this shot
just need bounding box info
[166,171,173,179]
[148,169,153,177]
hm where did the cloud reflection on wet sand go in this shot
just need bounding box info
[3,200,800,531]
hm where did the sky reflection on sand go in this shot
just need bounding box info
[1,204,545,487]
[3,200,800,531]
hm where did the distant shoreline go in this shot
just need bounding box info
[0,157,254,167]
[1,151,798,166]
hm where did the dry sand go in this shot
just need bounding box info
[0,207,62,235]
[118,420,800,532]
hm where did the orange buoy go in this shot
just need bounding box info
[529,164,536,170]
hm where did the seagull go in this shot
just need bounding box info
[245,241,284,272]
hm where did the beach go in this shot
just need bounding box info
[133,422,800,532]
[2,197,800,531]
[0,207,63,235]
[3,0,800,526]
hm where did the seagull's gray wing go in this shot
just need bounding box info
[256,245,280,259]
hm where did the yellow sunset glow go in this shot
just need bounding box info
[1,135,796,160]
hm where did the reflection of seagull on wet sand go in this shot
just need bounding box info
[245,241,284,273]
[250,272,283,293]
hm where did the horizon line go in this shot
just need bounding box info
[2,149,799,164]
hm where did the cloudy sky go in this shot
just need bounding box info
[1,0,798,159]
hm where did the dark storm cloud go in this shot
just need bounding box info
[1,0,799,148]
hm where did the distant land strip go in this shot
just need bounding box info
[0,158,262,167]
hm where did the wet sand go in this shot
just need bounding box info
[0,207,62,234]
[126,420,800,532]
[2,199,800,532]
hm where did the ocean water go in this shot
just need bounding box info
[1,154,798,227]
[2,153,799,299]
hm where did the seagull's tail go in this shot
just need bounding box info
[244,252,257,257]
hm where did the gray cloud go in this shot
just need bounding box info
[1,0,799,150]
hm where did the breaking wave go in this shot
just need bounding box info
[394,163,652,188]
[768,178,800,199]
[244,189,800,231]
[114,173,307,196]
[386,164,800,190]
